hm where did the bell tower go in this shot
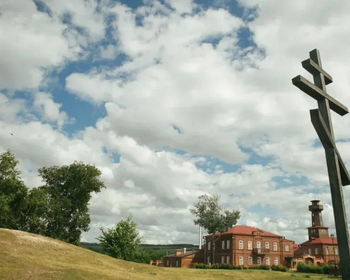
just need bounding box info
[308,200,329,239]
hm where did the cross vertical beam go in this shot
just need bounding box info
[292,49,350,280]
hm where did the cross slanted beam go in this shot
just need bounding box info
[310,109,350,186]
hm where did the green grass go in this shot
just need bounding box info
[0,229,325,280]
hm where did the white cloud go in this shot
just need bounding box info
[2,0,350,246]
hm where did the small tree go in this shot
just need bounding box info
[0,150,28,230]
[190,194,240,265]
[97,214,142,261]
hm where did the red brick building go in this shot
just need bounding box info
[163,248,204,268]
[293,200,339,268]
[203,225,295,268]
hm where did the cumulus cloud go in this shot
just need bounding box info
[1,0,350,245]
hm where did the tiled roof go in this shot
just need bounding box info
[205,225,282,238]
[300,237,338,245]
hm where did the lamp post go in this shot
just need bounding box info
[331,234,337,269]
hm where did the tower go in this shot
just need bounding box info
[308,200,329,239]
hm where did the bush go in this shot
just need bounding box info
[259,265,270,270]
[271,265,287,272]
[297,262,334,274]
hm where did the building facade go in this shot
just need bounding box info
[203,225,294,268]
[293,200,339,268]
[163,248,204,268]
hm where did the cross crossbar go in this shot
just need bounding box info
[310,109,350,186]
[292,75,349,116]
[302,59,333,85]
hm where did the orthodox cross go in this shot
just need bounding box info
[292,49,350,280]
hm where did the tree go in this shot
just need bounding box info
[36,162,106,245]
[190,194,240,265]
[97,214,142,261]
[0,150,28,230]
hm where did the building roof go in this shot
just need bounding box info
[293,243,300,251]
[205,225,283,238]
[165,249,201,258]
[300,237,338,246]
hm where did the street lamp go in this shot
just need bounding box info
[330,234,337,269]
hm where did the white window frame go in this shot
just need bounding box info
[265,242,270,249]
[315,248,319,255]
[273,242,277,251]
[308,248,312,255]
[226,256,230,264]
[248,256,253,265]
[266,257,270,265]
[207,256,210,264]
[335,248,338,255]
[326,247,329,255]
[221,256,225,264]
[257,241,261,249]
[207,241,211,250]
[222,240,225,250]
[176,260,179,267]
[285,245,289,252]
[226,240,230,250]
[257,257,261,265]
[167,260,169,266]
[239,240,243,249]
[248,241,252,250]
[274,257,278,265]
[239,256,244,265]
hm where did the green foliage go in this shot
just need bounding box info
[97,214,142,261]
[271,265,287,272]
[33,162,106,245]
[259,265,270,270]
[190,194,240,264]
[296,262,333,274]
[0,150,28,230]
[132,249,164,264]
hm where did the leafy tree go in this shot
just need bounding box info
[97,214,142,261]
[190,194,240,264]
[36,162,106,245]
[0,150,28,230]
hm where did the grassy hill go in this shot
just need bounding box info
[0,229,325,280]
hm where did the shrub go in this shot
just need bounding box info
[259,265,270,270]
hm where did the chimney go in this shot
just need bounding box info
[199,226,202,249]
[183,247,186,254]
[175,249,182,256]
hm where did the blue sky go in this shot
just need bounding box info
[1,0,350,244]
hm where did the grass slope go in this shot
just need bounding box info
[0,229,325,280]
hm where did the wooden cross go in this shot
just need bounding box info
[292,49,350,280]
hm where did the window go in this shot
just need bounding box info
[207,256,210,264]
[308,248,312,255]
[221,256,225,264]
[226,256,230,264]
[248,241,252,250]
[265,242,270,249]
[266,257,270,265]
[326,247,329,255]
[239,240,243,249]
[248,257,253,265]
[285,245,289,252]
[176,260,179,267]
[167,260,169,266]
[208,241,211,250]
[226,240,230,250]
[222,240,225,250]
[257,257,261,265]
[257,241,261,249]
[315,248,319,255]
[273,242,277,251]
[335,248,338,255]
[274,257,278,265]
[239,256,244,265]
